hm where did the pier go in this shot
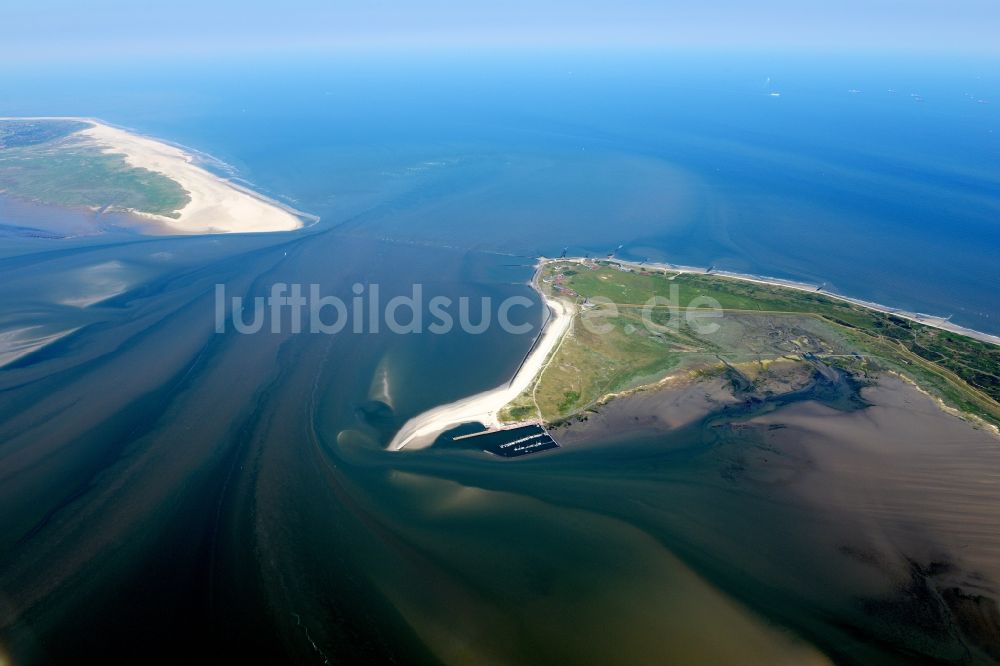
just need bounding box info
[454,423,560,457]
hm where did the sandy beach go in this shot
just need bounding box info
[388,263,575,450]
[78,121,304,234]
[389,253,998,452]
[0,116,306,234]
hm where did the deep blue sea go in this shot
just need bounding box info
[1,51,999,664]
[3,51,996,331]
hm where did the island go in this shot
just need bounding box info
[391,257,1000,451]
[0,117,306,234]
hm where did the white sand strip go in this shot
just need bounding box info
[388,252,998,452]
[388,267,574,451]
[78,121,303,234]
[0,116,305,234]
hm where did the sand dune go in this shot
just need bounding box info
[76,121,304,234]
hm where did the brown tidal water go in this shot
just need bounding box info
[1,221,998,665]
[546,372,1000,664]
[3,52,1000,664]
[0,227,543,664]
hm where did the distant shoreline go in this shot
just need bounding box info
[388,253,998,452]
[1,116,313,234]
[586,256,1000,347]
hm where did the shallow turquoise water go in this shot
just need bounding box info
[0,51,998,663]
[4,51,995,330]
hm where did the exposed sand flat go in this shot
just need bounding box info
[551,376,741,446]
[389,252,997,454]
[78,121,303,234]
[388,270,574,450]
[0,326,80,367]
[0,116,305,234]
[58,260,130,307]
[551,370,1000,659]
[756,377,1000,575]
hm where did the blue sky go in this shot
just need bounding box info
[5,0,999,61]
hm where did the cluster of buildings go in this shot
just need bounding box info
[542,269,579,298]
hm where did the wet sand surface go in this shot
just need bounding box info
[549,369,1000,663]
[2,227,998,664]
[552,374,742,446]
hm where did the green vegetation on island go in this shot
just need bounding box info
[0,119,190,218]
[500,260,1000,428]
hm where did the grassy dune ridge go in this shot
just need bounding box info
[0,118,191,219]
[500,260,1000,428]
